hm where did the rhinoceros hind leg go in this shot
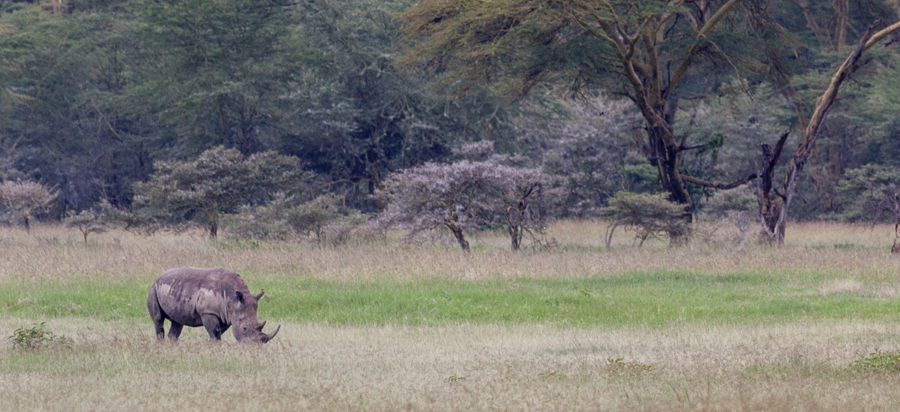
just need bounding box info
[153,321,165,340]
[201,314,227,342]
[167,322,184,341]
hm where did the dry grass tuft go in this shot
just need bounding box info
[820,278,864,295]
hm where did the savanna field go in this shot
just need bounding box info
[3,220,900,411]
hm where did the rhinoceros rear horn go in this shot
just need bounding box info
[257,320,266,331]
[262,324,280,343]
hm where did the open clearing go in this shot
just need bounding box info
[3,319,900,411]
[2,221,900,410]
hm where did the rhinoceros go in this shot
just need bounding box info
[147,266,280,343]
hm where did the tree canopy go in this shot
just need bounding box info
[1,0,900,246]
[401,0,900,243]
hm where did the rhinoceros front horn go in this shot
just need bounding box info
[262,324,280,343]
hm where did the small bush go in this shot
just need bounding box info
[848,349,900,373]
[602,191,690,248]
[606,357,654,374]
[9,322,69,350]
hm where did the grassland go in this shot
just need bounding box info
[2,220,900,411]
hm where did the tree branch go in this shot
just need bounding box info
[665,0,749,100]
[682,173,758,190]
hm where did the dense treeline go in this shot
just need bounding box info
[1,0,899,245]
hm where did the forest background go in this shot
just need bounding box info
[2,0,900,246]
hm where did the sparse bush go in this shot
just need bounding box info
[693,187,755,248]
[286,195,346,241]
[602,191,690,248]
[9,322,69,350]
[606,357,655,378]
[224,192,296,241]
[63,199,122,244]
[0,180,57,234]
[224,193,365,245]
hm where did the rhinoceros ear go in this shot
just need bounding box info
[253,289,265,301]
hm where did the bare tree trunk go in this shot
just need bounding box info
[446,224,469,252]
[757,130,790,244]
[759,21,900,244]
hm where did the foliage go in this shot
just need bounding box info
[133,146,306,238]
[63,207,107,245]
[0,5,151,213]
[0,180,58,233]
[515,97,648,218]
[602,191,691,248]
[8,322,69,350]
[223,192,296,242]
[400,0,767,238]
[224,193,365,245]
[380,154,545,251]
[130,0,307,155]
[849,349,900,373]
[835,164,900,226]
[281,0,519,210]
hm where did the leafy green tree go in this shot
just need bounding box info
[281,0,522,211]
[133,146,305,239]
[130,0,308,155]
[0,5,152,213]
[835,164,900,226]
[0,180,58,233]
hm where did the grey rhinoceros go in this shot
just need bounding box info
[147,266,280,343]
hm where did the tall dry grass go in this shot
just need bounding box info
[0,220,897,284]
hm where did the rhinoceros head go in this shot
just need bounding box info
[231,289,280,343]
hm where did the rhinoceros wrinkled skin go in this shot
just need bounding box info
[147,266,280,343]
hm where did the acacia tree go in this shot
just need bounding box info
[133,146,305,239]
[380,159,544,251]
[401,0,762,243]
[0,180,58,233]
[756,21,900,244]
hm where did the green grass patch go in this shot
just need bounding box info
[3,270,899,327]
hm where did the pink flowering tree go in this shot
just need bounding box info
[380,159,545,251]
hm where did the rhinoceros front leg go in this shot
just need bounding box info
[167,322,184,341]
[201,314,228,342]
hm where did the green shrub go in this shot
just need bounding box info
[9,322,69,350]
[848,349,900,373]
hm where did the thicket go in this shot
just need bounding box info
[1,0,899,245]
